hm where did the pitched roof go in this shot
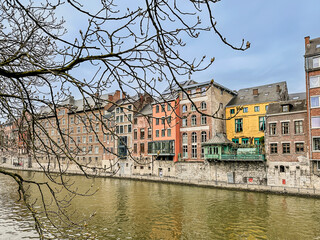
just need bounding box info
[202,133,234,146]
[266,99,307,115]
[288,92,306,100]
[162,79,235,95]
[226,81,288,107]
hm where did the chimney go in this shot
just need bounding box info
[276,85,281,93]
[253,88,258,96]
[108,94,113,102]
[122,91,126,99]
[114,90,120,101]
[305,36,310,49]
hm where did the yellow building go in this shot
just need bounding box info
[225,82,288,145]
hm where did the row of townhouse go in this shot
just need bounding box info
[2,35,320,189]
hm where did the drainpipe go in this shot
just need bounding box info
[306,64,313,185]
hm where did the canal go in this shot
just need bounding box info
[1,170,320,239]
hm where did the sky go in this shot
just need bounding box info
[187,0,320,94]
[55,0,320,97]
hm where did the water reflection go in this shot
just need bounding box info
[1,171,320,239]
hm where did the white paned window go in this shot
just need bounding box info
[310,76,320,88]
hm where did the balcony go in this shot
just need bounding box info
[148,140,175,156]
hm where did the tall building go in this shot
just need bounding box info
[305,36,320,173]
[225,82,289,145]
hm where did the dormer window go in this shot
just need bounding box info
[282,105,289,112]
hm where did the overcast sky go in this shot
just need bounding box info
[187,0,320,94]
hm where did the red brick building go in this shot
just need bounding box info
[305,36,320,172]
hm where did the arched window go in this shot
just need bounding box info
[201,131,207,143]
[182,105,187,113]
[191,104,196,111]
[192,132,197,143]
[191,115,197,126]
[182,133,188,144]
[191,132,197,158]
[201,101,207,110]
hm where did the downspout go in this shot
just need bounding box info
[306,60,313,185]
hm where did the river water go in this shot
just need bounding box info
[1,171,320,239]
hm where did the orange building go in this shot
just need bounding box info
[148,93,181,162]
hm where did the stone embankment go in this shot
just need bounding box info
[2,163,320,198]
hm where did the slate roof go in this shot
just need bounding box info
[134,103,152,117]
[226,81,288,107]
[202,133,234,146]
[266,99,307,115]
[288,92,306,100]
[162,79,235,95]
[305,37,320,57]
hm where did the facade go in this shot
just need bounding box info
[265,94,309,187]
[225,82,289,145]
[149,93,181,162]
[131,104,153,175]
[179,80,236,161]
[305,36,320,174]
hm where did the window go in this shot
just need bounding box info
[312,117,320,128]
[95,146,99,154]
[140,143,145,153]
[167,104,171,111]
[201,131,207,143]
[116,116,119,123]
[282,143,290,154]
[134,129,138,139]
[235,119,243,132]
[83,126,86,133]
[89,136,93,143]
[243,107,248,113]
[120,125,124,133]
[230,109,235,114]
[182,105,187,113]
[58,110,65,116]
[182,133,188,144]
[156,118,159,125]
[201,102,207,110]
[192,145,197,158]
[270,143,278,154]
[156,130,159,137]
[282,105,289,112]
[156,105,159,113]
[128,105,132,110]
[259,117,265,131]
[313,57,320,68]
[191,104,196,111]
[201,87,206,96]
[254,106,260,112]
[265,105,269,111]
[140,129,145,139]
[183,145,188,158]
[232,138,239,144]
[77,136,81,144]
[127,114,132,121]
[201,115,207,125]
[167,129,171,137]
[95,124,99,132]
[161,129,165,137]
[242,138,249,145]
[134,118,137,124]
[148,128,152,139]
[310,75,320,88]
[281,122,289,134]
[120,115,124,123]
[167,116,171,124]
[77,126,81,133]
[70,117,74,124]
[192,132,197,143]
[116,107,120,113]
[161,117,165,124]
[83,136,86,143]
[191,115,197,126]
[311,96,320,108]
[133,144,137,153]
[161,104,165,112]
[313,138,320,151]
[295,143,304,153]
[269,123,276,135]
[182,118,187,127]
[294,121,303,133]
[280,165,285,173]
[128,124,132,133]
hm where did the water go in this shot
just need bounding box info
[1,170,320,239]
